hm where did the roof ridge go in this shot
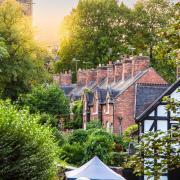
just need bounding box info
[137,83,170,87]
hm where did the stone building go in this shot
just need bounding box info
[55,56,169,134]
[0,0,32,16]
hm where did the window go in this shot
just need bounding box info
[157,105,167,117]
[106,98,110,114]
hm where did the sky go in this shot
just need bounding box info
[32,0,137,46]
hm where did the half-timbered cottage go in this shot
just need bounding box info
[135,79,180,180]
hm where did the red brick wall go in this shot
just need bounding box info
[60,71,72,86]
[132,56,150,77]
[77,70,87,86]
[138,68,167,84]
[114,61,123,82]
[107,62,114,84]
[122,60,132,81]
[86,69,97,85]
[114,85,135,134]
[96,66,107,84]
[102,104,114,129]
[113,67,168,134]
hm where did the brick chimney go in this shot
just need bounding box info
[53,74,60,84]
[107,61,114,84]
[132,56,150,77]
[86,69,97,85]
[96,65,107,84]
[122,59,132,81]
[114,60,123,82]
[77,69,86,86]
[60,71,72,86]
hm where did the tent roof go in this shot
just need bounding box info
[65,156,126,180]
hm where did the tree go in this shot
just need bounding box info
[0,100,59,179]
[83,129,114,164]
[0,0,47,100]
[128,92,180,179]
[56,0,130,76]
[153,2,180,83]
[131,0,174,59]
[128,130,179,180]
[65,100,83,129]
[18,84,70,119]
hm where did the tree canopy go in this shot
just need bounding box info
[56,0,130,74]
[0,0,47,100]
[18,84,70,118]
[0,100,59,179]
[55,0,178,82]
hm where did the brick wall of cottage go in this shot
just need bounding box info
[113,68,167,134]
[58,56,168,134]
[60,71,72,86]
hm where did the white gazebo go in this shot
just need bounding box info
[65,156,126,180]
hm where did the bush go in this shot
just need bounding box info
[110,152,128,167]
[83,130,114,164]
[52,128,65,146]
[0,100,59,179]
[68,129,88,144]
[123,124,138,149]
[18,84,70,117]
[39,113,58,127]
[59,143,84,166]
[124,124,138,137]
[86,119,102,129]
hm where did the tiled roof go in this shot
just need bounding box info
[86,93,94,106]
[135,83,170,118]
[61,85,76,96]
[136,79,180,121]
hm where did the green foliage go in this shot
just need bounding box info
[124,124,138,137]
[39,113,58,127]
[18,84,70,118]
[123,124,138,149]
[131,0,173,58]
[86,119,102,129]
[128,130,180,179]
[153,2,180,82]
[0,0,47,100]
[59,143,84,166]
[83,129,114,164]
[52,128,65,147]
[56,0,130,76]
[0,100,59,179]
[68,129,88,144]
[68,100,83,129]
[110,152,128,167]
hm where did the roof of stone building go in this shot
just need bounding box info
[61,85,76,96]
[135,83,170,118]
[86,92,94,106]
[136,79,180,121]
[60,68,153,103]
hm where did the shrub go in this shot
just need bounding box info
[110,152,128,167]
[123,124,138,149]
[86,119,102,129]
[83,130,114,164]
[68,129,88,144]
[123,124,138,137]
[59,143,84,166]
[0,100,59,179]
[18,84,70,117]
[39,113,58,127]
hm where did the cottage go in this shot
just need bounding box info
[56,56,169,134]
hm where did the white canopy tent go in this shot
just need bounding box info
[65,156,126,180]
